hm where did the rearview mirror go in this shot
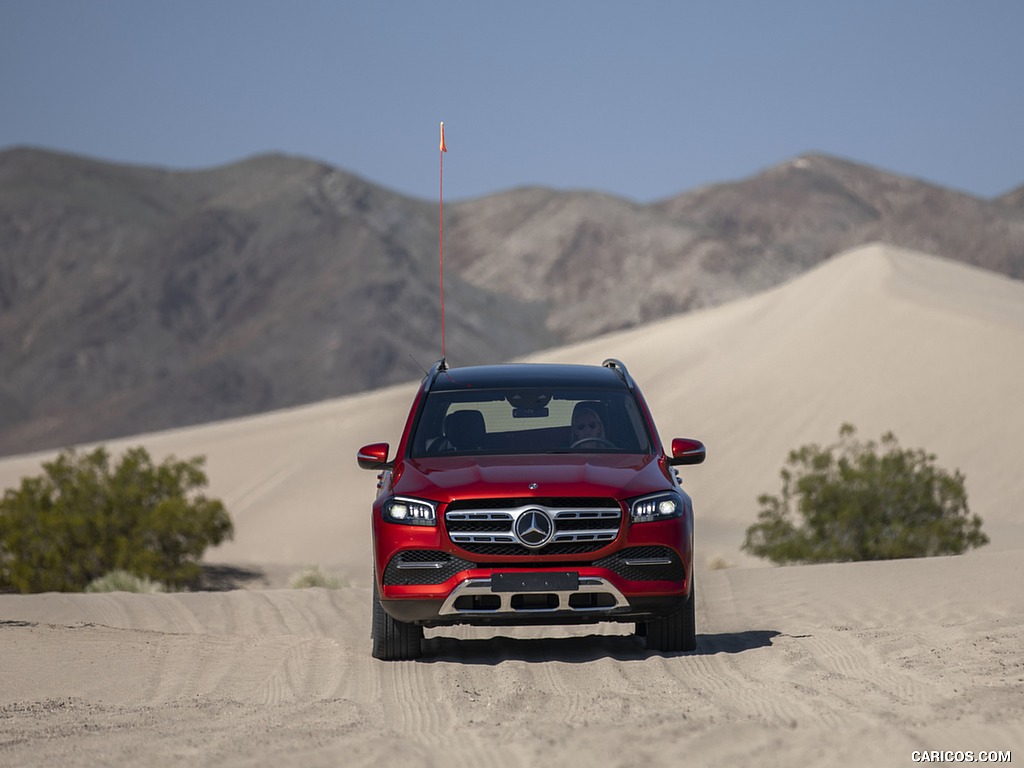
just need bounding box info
[357,442,392,470]
[667,438,706,466]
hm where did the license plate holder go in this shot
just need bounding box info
[491,571,579,593]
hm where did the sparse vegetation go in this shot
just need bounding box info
[705,554,733,571]
[289,565,347,590]
[85,570,167,594]
[742,424,987,564]
[0,446,233,593]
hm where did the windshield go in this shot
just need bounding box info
[409,387,652,457]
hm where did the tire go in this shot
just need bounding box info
[644,581,697,653]
[371,580,423,660]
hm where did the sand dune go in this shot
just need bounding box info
[3,242,1020,572]
[535,243,1024,565]
[1,243,1022,765]
[2,549,1021,766]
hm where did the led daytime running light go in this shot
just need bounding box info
[630,491,683,523]
[383,497,437,526]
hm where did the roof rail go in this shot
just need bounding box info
[423,358,448,393]
[602,358,635,389]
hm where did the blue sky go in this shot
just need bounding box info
[2,1,1022,202]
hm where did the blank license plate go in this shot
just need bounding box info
[491,572,579,593]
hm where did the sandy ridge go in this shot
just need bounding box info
[2,550,1021,766]
[1,244,1022,765]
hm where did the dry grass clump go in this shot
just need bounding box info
[289,565,348,590]
[86,570,167,593]
[705,554,734,571]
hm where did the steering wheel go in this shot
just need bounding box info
[571,437,617,449]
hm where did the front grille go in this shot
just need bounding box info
[445,498,621,556]
[382,550,474,586]
[594,546,686,582]
[447,497,616,510]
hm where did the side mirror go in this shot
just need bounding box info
[667,438,706,466]
[357,442,392,470]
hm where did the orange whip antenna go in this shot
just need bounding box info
[438,121,448,365]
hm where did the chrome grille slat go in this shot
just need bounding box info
[446,511,513,521]
[555,510,620,520]
[445,500,622,555]
[552,532,617,543]
[449,533,517,544]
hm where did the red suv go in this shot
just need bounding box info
[357,359,706,660]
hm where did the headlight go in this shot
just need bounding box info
[629,491,684,523]
[382,496,437,526]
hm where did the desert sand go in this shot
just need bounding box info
[1,244,1022,766]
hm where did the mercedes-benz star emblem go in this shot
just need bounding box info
[514,509,554,549]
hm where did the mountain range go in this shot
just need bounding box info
[1,147,1022,456]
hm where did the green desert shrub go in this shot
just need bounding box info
[742,424,987,565]
[0,446,233,593]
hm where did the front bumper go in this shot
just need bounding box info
[379,558,690,627]
[373,506,693,627]
[439,574,630,615]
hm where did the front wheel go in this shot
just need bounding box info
[643,581,696,652]
[371,581,423,660]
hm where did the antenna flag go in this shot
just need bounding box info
[440,122,447,153]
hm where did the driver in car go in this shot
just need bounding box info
[571,405,606,446]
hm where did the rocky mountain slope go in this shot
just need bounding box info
[1,147,1021,455]
[448,154,1024,339]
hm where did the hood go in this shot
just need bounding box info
[392,454,672,504]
